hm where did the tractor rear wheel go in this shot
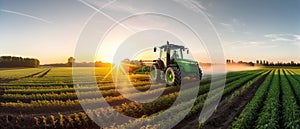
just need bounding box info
[150,64,162,82]
[165,67,181,86]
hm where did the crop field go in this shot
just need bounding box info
[0,67,299,129]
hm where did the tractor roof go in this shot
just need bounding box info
[159,43,185,49]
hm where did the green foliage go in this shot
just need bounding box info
[280,69,300,129]
[2,67,294,129]
[111,69,267,128]
[230,70,274,129]
[255,69,280,129]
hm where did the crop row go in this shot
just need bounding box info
[4,81,151,94]
[1,69,258,107]
[108,69,268,128]
[1,84,166,103]
[1,70,256,104]
[286,69,300,101]
[288,69,300,81]
[230,70,274,129]
[280,69,300,128]
[0,70,263,114]
[255,69,280,128]
[33,112,97,129]
[1,69,253,90]
[0,69,268,128]
[289,69,300,75]
[226,70,271,103]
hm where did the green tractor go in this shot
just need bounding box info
[150,41,202,86]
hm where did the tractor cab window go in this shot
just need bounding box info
[160,48,167,61]
[170,48,183,59]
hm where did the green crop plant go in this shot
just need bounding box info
[255,69,280,129]
[281,69,300,129]
[230,70,274,129]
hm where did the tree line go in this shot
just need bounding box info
[42,57,111,67]
[0,56,40,68]
[226,59,300,66]
[255,60,300,66]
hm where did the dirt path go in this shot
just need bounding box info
[173,72,269,129]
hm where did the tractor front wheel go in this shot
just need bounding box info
[165,67,181,86]
[150,64,162,82]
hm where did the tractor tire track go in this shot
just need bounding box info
[0,70,45,83]
[0,69,46,96]
[38,68,51,78]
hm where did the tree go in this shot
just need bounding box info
[291,61,295,66]
[67,57,75,67]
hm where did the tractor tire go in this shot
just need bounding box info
[197,68,203,80]
[165,67,181,86]
[150,64,162,82]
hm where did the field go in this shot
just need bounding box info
[0,67,300,129]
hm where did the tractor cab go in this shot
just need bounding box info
[154,42,189,68]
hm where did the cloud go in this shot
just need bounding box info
[105,2,138,14]
[232,18,246,27]
[224,40,276,48]
[79,0,137,14]
[85,0,208,15]
[0,9,52,24]
[174,0,206,12]
[174,0,215,18]
[219,22,234,32]
[294,35,300,40]
[77,0,135,32]
[264,34,300,42]
[225,33,300,49]
[218,18,246,33]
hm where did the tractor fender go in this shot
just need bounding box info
[155,59,165,69]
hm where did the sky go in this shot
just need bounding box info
[0,0,299,64]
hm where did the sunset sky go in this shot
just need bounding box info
[0,0,299,64]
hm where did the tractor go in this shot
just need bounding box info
[149,41,202,86]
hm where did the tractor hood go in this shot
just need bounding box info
[174,58,198,65]
[173,58,199,73]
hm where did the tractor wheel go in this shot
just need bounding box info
[150,64,162,82]
[196,68,203,80]
[165,67,181,86]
